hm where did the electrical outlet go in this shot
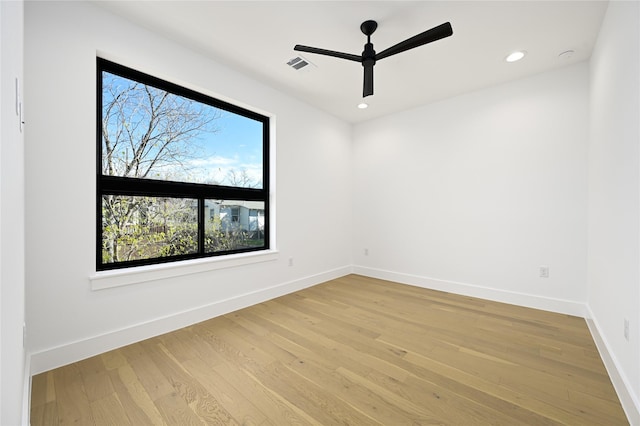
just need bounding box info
[288,257,294,267]
[624,318,629,341]
[539,265,549,278]
[364,248,369,256]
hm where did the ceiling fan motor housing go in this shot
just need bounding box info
[362,41,376,97]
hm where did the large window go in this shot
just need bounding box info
[97,58,269,271]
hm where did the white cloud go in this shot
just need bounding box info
[187,155,238,168]
[146,155,263,187]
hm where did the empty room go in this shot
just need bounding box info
[1,0,639,424]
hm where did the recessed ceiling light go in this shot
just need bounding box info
[357,102,369,109]
[505,50,526,63]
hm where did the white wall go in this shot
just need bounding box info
[24,1,352,373]
[588,0,640,422]
[1,1,27,424]
[353,63,590,315]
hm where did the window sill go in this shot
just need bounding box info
[89,250,279,291]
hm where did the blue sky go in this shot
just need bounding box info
[190,109,264,188]
[102,71,264,188]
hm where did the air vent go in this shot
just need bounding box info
[286,56,316,72]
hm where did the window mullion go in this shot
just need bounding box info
[100,175,266,201]
[198,198,205,255]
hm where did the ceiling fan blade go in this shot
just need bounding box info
[375,22,453,61]
[363,63,374,97]
[294,45,361,62]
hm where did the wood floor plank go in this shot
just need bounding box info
[107,365,165,425]
[153,392,206,426]
[209,355,316,426]
[77,356,116,403]
[281,308,548,424]
[196,318,362,424]
[253,360,381,425]
[182,356,268,426]
[125,352,174,402]
[52,363,94,425]
[157,327,206,365]
[100,349,128,371]
[142,340,239,425]
[30,373,48,409]
[403,347,587,425]
[31,274,629,425]
[30,401,58,426]
[89,393,131,426]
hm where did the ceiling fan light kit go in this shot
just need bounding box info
[294,19,453,98]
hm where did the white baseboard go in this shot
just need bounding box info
[22,350,31,426]
[585,307,640,425]
[352,266,586,316]
[29,266,351,375]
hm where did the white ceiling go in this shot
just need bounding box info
[95,1,608,123]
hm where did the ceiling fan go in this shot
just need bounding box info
[294,20,453,98]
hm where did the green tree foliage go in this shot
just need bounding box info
[101,73,214,263]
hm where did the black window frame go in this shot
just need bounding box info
[96,58,270,271]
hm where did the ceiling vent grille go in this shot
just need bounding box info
[286,56,316,71]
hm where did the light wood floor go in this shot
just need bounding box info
[30,274,628,425]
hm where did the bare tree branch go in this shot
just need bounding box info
[101,73,222,262]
